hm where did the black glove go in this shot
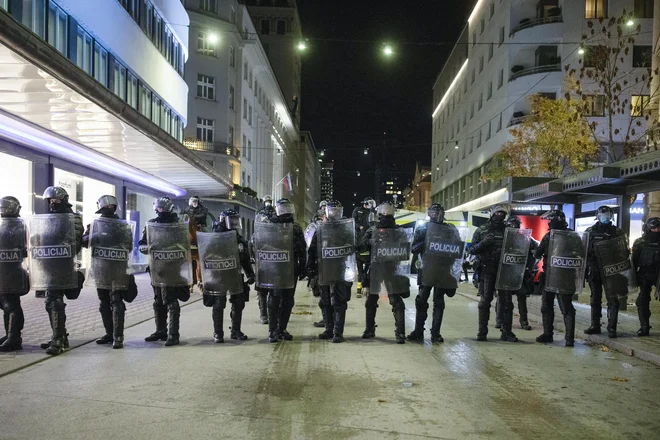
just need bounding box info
[246,276,255,285]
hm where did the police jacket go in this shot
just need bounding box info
[212,223,255,279]
[50,203,83,254]
[535,226,572,273]
[357,215,398,252]
[271,214,307,277]
[138,212,180,246]
[352,206,372,232]
[186,204,209,227]
[585,222,624,280]
[305,217,351,276]
[632,232,660,280]
[0,214,29,295]
[469,221,506,274]
[82,212,120,248]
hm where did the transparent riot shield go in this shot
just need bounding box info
[254,222,295,289]
[544,230,588,296]
[318,218,356,285]
[594,235,638,298]
[304,222,317,249]
[28,214,78,290]
[0,217,28,294]
[420,222,468,289]
[197,231,244,296]
[370,228,412,295]
[146,222,193,288]
[496,228,533,291]
[85,218,135,291]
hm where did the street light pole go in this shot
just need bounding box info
[647,0,660,220]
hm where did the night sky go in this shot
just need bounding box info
[298,0,475,209]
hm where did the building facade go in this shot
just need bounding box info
[431,0,654,212]
[299,131,321,222]
[0,0,232,254]
[320,161,334,202]
[402,163,432,212]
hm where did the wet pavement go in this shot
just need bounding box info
[1,283,660,439]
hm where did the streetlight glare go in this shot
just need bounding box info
[297,41,307,51]
[578,47,585,55]
[626,19,634,27]
[208,33,219,44]
[383,44,394,56]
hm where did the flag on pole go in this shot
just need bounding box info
[277,172,294,196]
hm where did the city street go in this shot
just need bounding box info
[1,283,660,439]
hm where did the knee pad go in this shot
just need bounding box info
[113,301,126,313]
[415,295,429,310]
[167,301,180,313]
[231,297,246,312]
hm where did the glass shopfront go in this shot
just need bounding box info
[0,152,33,214]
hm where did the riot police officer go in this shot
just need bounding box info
[360,201,410,344]
[407,203,460,343]
[263,195,274,208]
[186,196,210,230]
[307,202,328,328]
[470,205,509,341]
[267,198,307,342]
[139,197,190,346]
[535,210,578,347]
[585,205,625,338]
[204,209,255,342]
[306,200,353,343]
[81,195,134,349]
[0,196,28,352]
[40,186,84,356]
[632,217,660,336]
[353,198,375,298]
[252,205,276,324]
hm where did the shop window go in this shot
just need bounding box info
[113,62,127,100]
[22,0,46,38]
[76,27,93,75]
[127,73,138,109]
[0,152,33,215]
[93,43,108,86]
[47,2,68,56]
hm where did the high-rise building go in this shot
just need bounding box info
[320,161,334,202]
[299,131,321,222]
[0,0,231,240]
[431,0,653,211]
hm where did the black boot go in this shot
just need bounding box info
[145,303,168,342]
[564,311,575,347]
[258,293,268,325]
[430,303,444,343]
[607,299,619,338]
[212,307,224,343]
[0,314,22,352]
[165,302,180,346]
[477,307,489,341]
[362,306,377,339]
[46,309,65,356]
[112,301,126,349]
[268,296,281,343]
[494,297,502,329]
[332,306,346,343]
[637,306,651,336]
[393,306,406,344]
[318,306,333,339]
[230,305,248,341]
[0,313,9,346]
[536,308,554,343]
[500,298,518,342]
[518,294,532,330]
[277,295,294,341]
[584,304,602,335]
[96,301,113,345]
[407,303,428,341]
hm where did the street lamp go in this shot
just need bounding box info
[578,47,585,55]
[208,33,219,44]
[626,19,635,27]
[363,148,369,155]
[297,41,307,51]
[382,44,394,57]
[454,142,459,150]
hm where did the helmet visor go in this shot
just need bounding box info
[597,211,612,224]
[276,203,295,217]
[376,203,395,217]
[326,206,343,219]
[226,216,242,231]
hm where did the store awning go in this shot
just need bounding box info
[0,15,232,197]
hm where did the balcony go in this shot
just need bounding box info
[217,190,261,210]
[509,63,561,82]
[183,138,240,160]
[508,113,532,127]
[510,15,563,37]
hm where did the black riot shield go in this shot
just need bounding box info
[594,235,638,298]
[419,222,468,289]
[304,222,317,249]
[197,231,244,295]
[317,218,356,285]
[544,230,588,296]
[28,214,78,290]
[146,222,193,288]
[0,217,28,294]
[369,228,412,295]
[254,222,295,289]
[496,228,533,291]
[85,218,135,291]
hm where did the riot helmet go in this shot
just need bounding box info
[319,200,328,209]
[645,217,660,239]
[427,203,445,224]
[153,197,174,213]
[542,209,566,230]
[189,196,200,208]
[325,200,343,220]
[362,197,376,209]
[376,201,395,217]
[264,195,273,207]
[43,186,69,212]
[276,198,295,217]
[256,205,276,223]
[219,208,242,231]
[96,195,118,215]
[507,215,522,229]
[596,205,613,225]
[0,196,21,217]
[490,204,509,227]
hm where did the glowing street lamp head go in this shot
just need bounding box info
[626,19,635,27]
[578,47,585,55]
[297,41,307,51]
[208,33,219,44]
[383,44,394,57]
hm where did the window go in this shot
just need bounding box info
[488,42,494,60]
[486,121,491,140]
[487,82,493,100]
[261,19,270,34]
[200,0,217,13]
[127,73,138,109]
[585,0,608,18]
[478,93,483,110]
[139,84,152,118]
[477,129,482,147]
[197,74,215,100]
[248,106,253,125]
[0,0,6,10]
[470,102,475,119]
[582,45,606,68]
[498,69,504,88]
[161,106,170,132]
[197,31,215,56]
[583,95,606,116]
[243,98,247,119]
[243,62,248,80]
[497,113,503,131]
[93,43,108,86]
[142,1,152,35]
[277,20,286,35]
[242,135,246,157]
[479,56,484,73]
[112,62,127,100]
[499,27,505,46]
[47,2,68,56]
[631,95,650,116]
[76,27,92,74]
[249,70,253,88]
[196,118,214,142]
[22,0,46,38]
[152,96,160,126]
[152,13,162,47]
[229,46,235,67]
[489,2,495,18]
[230,7,236,24]
[242,171,246,186]
[472,31,477,47]
[633,45,652,67]
[634,0,654,18]
[228,125,234,145]
[248,140,252,161]
[480,18,485,34]
[471,69,475,84]
[229,86,235,110]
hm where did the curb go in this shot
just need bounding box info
[456,291,660,367]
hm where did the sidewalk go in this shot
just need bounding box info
[0,273,203,377]
[454,280,660,366]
